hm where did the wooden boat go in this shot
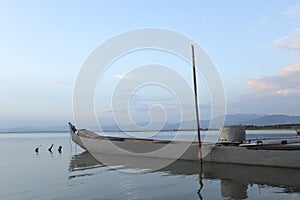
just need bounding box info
[69,122,300,168]
[70,45,300,168]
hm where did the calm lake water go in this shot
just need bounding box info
[0,130,300,200]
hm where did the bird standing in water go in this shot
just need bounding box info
[58,146,62,153]
[35,145,41,153]
[48,144,54,152]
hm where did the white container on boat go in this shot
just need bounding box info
[220,126,245,143]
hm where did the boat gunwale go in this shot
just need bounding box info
[70,124,300,147]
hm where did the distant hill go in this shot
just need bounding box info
[100,114,300,131]
[0,125,69,133]
[169,114,265,129]
[163,114,300,130]
[1,114,300,132]
[242,115,300,126]
[223,113,265,125]
[202,114,300,128]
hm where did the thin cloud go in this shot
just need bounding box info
[246,62,300,97]
[52,80,72,88]
[283,3,300,17]
[248,16,272,34]
[229,63,300,115]
[271,28,300,52]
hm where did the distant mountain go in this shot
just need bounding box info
[100,124,121,132]
[223,113,265,125]
[0,125,68,133]
[2,114,300,132]
[100,122,180,132]
[162,114,300,130]
[205,114,300,128]
[242,115,300,126]
[172,114,265,129]
[99,114,268,131]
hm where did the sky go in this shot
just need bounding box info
[1,1,300,128]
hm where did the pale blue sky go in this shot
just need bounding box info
[1,1,300,128]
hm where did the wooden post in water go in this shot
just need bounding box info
[191,45,203,164]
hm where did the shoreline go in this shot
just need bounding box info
[0,123,300,133]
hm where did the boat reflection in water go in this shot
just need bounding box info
[69,151,300,199]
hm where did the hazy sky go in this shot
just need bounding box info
[1,1,300,128]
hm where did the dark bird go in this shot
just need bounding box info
[58,146,62,153]
[48,144,54,152]
[35,145,41,153]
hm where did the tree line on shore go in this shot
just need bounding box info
[244,124,300,130]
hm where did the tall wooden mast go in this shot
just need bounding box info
[191,45,203,164]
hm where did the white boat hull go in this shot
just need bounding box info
[69,124,300,168]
